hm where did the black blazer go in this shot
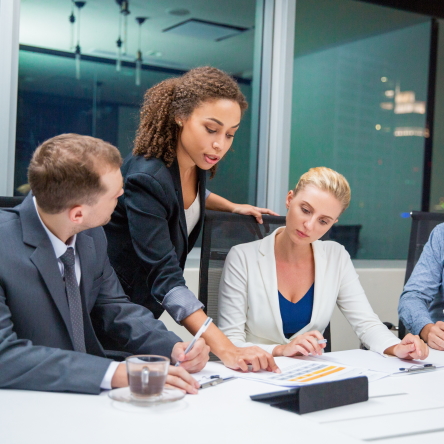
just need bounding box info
[105,154,207,319]
[0,194,181,394]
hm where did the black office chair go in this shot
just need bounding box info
[198,210,332,357]
[0,196,25,208]
[398,211,444,339]
[327,224,362,259]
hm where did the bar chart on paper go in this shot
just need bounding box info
[212,357,357,387]
[268,361,346,383]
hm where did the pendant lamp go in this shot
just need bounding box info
[115,1,130,71]
[68,3,75,50]
[135,17,147,86]
[73,1,86,80]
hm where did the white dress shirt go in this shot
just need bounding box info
[33,197,119,389]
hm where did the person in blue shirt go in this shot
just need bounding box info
[399,224,444,350]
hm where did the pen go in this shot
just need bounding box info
[306,339,328,356]
[399,364,436,372]
[175,317,213,367]
[200,376,235,389]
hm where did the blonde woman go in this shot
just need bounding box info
[218,167,428,359]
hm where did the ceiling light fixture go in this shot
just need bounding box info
[166,8,190,16]
[68,2,75,50]
[116,36,123,72]
[73,1,86,80]
[145,50,162,57]
[163,19,248,42]
[116,1,131,56]
[135,16,148,86]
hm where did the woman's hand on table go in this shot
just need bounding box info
[222,345,281,373]
[386,333,429,360]
[181,311,280,373]
[273,330,326,357]
[232,204,279,224]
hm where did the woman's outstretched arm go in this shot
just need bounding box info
[206,192,278,224]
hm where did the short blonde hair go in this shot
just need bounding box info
[293,167,351,212]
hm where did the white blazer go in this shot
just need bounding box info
[218,228,400,355]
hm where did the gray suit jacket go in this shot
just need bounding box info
[0,194,181,394]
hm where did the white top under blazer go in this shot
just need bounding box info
[184,189,200,236]
[218,227,400,356]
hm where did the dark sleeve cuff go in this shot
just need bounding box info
[162,286,204,323]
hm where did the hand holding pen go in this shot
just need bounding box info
[173,317,213,372]
[273,330,327,357]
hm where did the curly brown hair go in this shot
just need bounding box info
[133,66,248,177]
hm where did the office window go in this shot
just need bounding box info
[429,18,444,214]
[290,0,431,259]
[16,0,257,205]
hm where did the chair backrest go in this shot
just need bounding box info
[199,210,331,353]
[328,224,362,259]
[0,196,25,209]
[399,211,444,338]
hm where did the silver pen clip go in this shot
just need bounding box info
[199,376,235,389]
[399,364,436,373]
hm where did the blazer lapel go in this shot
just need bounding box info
[20,195,75,344]
[302,240,326,333]
[188,168,206,250]
[76,232,105,356]
[258,228,286,341]
[168,159,188,249]
[76,232,96,312]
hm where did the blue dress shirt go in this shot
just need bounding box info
[398,223,444,335]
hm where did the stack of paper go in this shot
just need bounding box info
[316,349,444,375]
[195,357,371,387]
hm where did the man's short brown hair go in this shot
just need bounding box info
[28,134,122,214]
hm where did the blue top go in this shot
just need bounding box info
[278,284,314,339]
[399,223,444,335]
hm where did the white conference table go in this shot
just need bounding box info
[2,354,444,444]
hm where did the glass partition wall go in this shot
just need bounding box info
[15,0,257,205]
[290,0,432,259]
[9,0,443,260]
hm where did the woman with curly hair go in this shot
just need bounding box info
[104,66,279,372]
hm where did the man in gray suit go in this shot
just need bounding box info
[0,134,209,394]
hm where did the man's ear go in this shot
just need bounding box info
[285,190,294,210]
[68,205,84,224]
[333,218,339,224]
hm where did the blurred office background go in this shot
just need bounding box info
[1,0,444,261]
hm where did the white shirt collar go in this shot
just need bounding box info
[33,196,77,258]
